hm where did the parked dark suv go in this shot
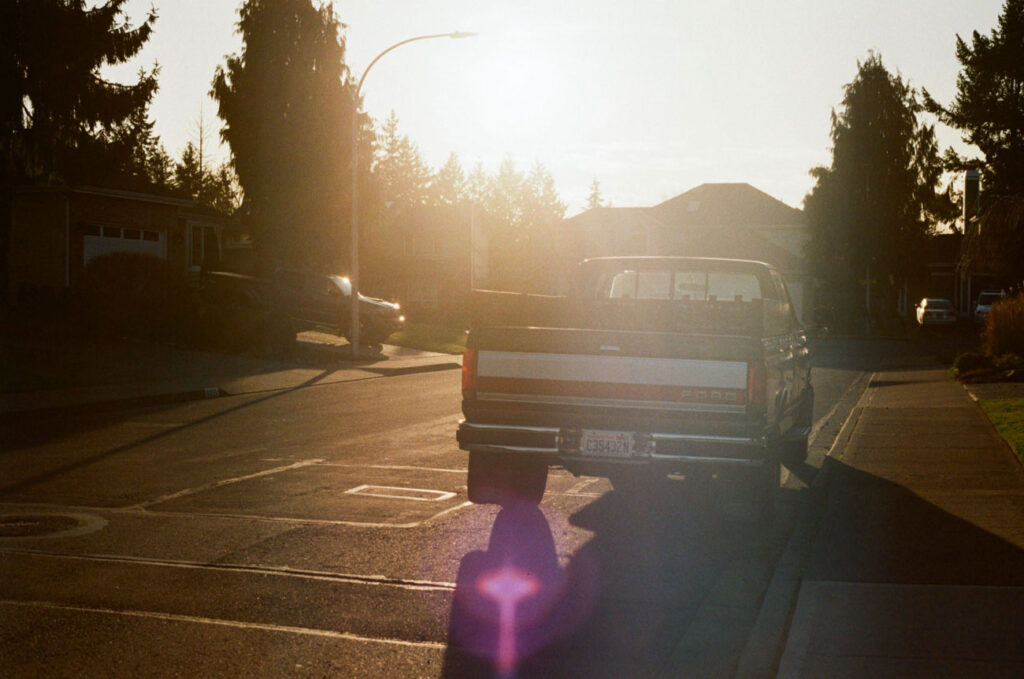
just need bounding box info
[204,268,404,346]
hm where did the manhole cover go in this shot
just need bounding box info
[0,515,79,538]
[0,512,106,540]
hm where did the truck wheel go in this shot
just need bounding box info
[467,451,547,506]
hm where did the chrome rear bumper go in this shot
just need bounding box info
[456,420,768,467]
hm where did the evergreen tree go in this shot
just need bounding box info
[1,0,157,297]
[522,163,567,292]
[805,53,954,331]
[586,177,607,209]
[171,143,240,214]
[201,162,242,215]
[146,144,175,189]
[431,152,465,206]
[174,142,206,200]
[479,158,567,292]
[211,0,369,272]
[373,110,431,210]
[924,0,1024,197]
[464,162,490,206]
[924,0,1024,281]
[1,0,158,183]
[104,99,176,191]
[487,157,525,235]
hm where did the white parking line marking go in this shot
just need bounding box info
[0,549,456,591]
[345,485,457,502]
[131,459,324,509]
[318,463,466,474]
[566,477,602,495]
[1,501,476,529]
[0,600,447,650]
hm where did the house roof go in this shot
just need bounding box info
[559,183,808,273]
[652,183,804,227]
[679,226,804,273]
[561,206,668,232]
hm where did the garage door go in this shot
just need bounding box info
[83,226,166,265]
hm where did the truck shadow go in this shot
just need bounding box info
[443,455,1024,677]
[805,457,1024,586]
[442,479,788,678]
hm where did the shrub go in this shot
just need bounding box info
[953,352,994,375]
[73,252,194,342]
[983,292,1024,358]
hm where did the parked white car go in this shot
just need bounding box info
[915,298,957,327]
[973,290,1005,324]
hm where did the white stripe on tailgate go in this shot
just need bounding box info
[477,351,746,389]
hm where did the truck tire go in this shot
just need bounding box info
[467,451,547,506]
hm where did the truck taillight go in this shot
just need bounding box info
[462,348,478,400]
[747,362,766,407]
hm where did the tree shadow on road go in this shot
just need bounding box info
[0,368,342,499]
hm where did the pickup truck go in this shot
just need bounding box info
[457,256,813,519]
[202,268,404,346]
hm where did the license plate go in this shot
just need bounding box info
[580,430,633,458]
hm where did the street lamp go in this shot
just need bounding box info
[349,31,477,356]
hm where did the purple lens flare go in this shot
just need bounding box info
[477,564,541,677]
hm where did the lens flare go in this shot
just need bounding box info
[477,565,540,677]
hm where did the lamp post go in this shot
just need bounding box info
[349,31,477,356]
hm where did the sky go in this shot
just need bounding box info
[105,0,1008,216]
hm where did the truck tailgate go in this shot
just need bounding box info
[462,326,764,446]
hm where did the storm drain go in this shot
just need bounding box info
[0,513,107,540]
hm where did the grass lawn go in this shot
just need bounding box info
[387,322,467,355]
[978,398,1024,463]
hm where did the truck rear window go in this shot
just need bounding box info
[576,261,784,337]
[602,269,764,302]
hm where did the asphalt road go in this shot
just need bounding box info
[1,339,875,678]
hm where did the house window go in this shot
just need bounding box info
[82,224,165,265]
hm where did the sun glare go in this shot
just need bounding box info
[468,38,562,139]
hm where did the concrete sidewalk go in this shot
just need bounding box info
[775,369,1024,678]
[1,331,461,417]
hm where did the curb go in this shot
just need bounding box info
[363,361,462,377]
[734,397,866,678]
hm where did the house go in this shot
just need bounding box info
[917,232,1007,319]
[7,184,249,305]
[361,203,490,320]
[558,183,813,321]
